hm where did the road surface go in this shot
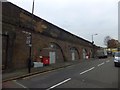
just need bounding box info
[2,57,120,89]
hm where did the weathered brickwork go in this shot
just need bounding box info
[2,2,98,70]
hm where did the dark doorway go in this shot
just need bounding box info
[2,34,9,70]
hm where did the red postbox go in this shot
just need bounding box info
[42,56,49,66]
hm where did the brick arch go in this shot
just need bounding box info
[49,42,66,62]
[86,48,92,58]
[82,48,87,59]
[75,47,81,59]
[70,47,80,60]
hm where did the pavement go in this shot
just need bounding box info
[2,60,83,82]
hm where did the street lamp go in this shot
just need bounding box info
[92,34,98,44]
[28,0,35,73]
[91,34,98,58]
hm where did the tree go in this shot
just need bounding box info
[108,39,119,48]
[104,36,112,46]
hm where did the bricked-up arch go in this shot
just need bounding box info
[49,42,65,62]
[82,48,88,59]
[70,47,80,60]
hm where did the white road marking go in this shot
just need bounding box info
[80,67,95,75]
[97,62,105,67]
[106,60,110,63]
[13,80,27,88]
[46,78,71,90]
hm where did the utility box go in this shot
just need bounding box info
[33,62,43,68]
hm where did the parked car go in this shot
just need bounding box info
[114,52,120,67]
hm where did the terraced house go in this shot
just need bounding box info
[2,2,98,71]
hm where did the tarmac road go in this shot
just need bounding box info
[2,57,120,89]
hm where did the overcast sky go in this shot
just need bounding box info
[7,0,119,47]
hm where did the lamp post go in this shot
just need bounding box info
[92,34,98,44]
[28,0,35,73]
[28,33,32,73]
[91,34,98,58]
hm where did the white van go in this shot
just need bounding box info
[97,49,108,59]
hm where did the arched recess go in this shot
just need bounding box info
[70,47,80,61]
[82,48,87,59]
[49,42,65,63]
[88,49,92,58]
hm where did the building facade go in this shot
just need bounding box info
[2,2,98,71]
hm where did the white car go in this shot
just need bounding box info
[114,52,120,67]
